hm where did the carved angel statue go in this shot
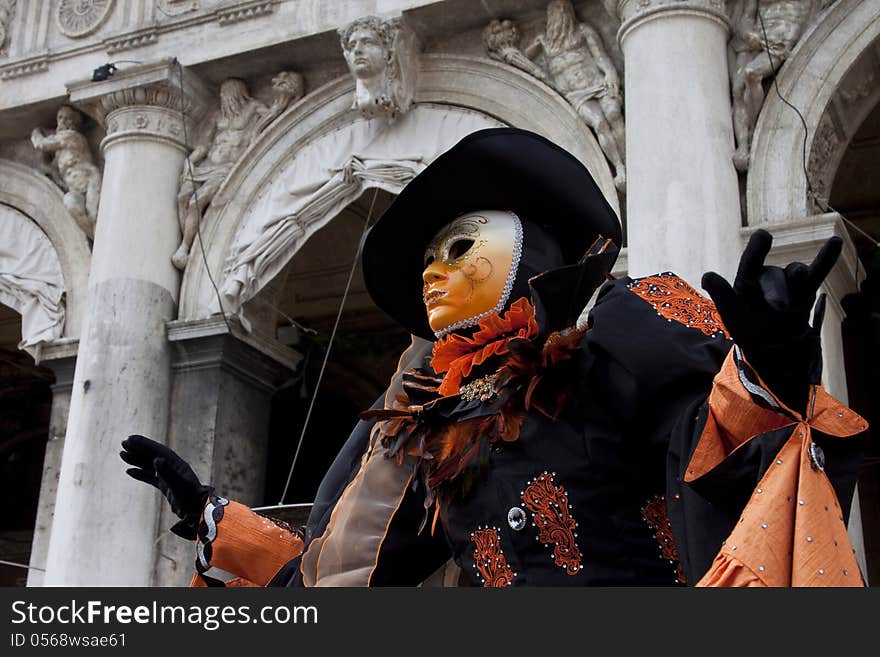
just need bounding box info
[172,72,304,270]
[730,0,824,171]
[482,19,549,83]
[339,15,419,120]
[520,0,626,192]
[31,105,102,241]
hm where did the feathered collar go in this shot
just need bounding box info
[430,297,539,397]
[361,321,587,514]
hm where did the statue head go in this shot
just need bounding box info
[219,78,253,119]
[338,15,418,119]
[271,70,305,99]
[545,0,580,53]
[56,105,83,131]
[339,16,394,81]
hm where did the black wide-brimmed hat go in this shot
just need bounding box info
[361,127,621,340]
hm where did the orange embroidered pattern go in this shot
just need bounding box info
[470,527,515,587]
[521,472,582,575]
[641,495,686,584]
[628,273,730,339]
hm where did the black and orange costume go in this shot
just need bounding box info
[122,128,867,587]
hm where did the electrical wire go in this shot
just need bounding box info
[0,558,44,572]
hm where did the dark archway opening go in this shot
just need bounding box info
[261,190,411,517]
[0,303,54,586]
[831,99,880,585]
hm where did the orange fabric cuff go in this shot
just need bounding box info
[197,500,304,587]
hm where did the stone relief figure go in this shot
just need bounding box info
[31,105,102,241]
[482,19,549,83]
[339,15,418,120]
[522,0,627,192]
[173,72,304,270]
[0,0,16,54]
[730,0,821,171]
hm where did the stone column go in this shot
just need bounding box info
[612,0,742,287]
[155,317,300,586]
[26,339,78,587]
[42,60,211,586]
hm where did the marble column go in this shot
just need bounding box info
[612,0,742,287]
[26,339,77,587]
[155,317,300,586]
[42,60,212,585]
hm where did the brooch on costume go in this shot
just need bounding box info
[459,372,500,402]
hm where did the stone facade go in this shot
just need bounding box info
[0,0,877,586]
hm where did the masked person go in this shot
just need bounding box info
[121,128,867,587]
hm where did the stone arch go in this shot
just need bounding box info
[179,53,619,321]
[0,159,91,345]
[747,0,880,224]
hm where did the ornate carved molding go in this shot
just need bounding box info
[56,0,115,39]
[103,27,159,54]
[67,59,213,153]
[102,105,189,148]
[0,54,49,79]
[215,0,278,26]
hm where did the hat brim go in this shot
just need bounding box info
[361,127,621,341]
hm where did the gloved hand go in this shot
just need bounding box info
[120,434,214,540]
[701,229,842,415]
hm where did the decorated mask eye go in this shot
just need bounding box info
[445,238,476,262]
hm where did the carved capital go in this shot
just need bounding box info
[67,59,213,153]
[613,0,729,45]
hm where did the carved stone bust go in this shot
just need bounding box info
[339,15,418,120]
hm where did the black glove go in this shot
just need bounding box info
[120,434,214,539]
[701,229,842,415]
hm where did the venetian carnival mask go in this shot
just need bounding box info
[422,210,523,337]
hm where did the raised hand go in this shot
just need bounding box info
[120,434,214,539]
[701,229,842,413]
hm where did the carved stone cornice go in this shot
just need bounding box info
[215,0,278,26]
[0,54,50,80]
[103,27,159,54]
[67,58,213,153]
[609,0,729,45]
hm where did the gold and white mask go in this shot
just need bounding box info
[422,210,523,337]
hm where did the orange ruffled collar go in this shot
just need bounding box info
[430,297,539,397]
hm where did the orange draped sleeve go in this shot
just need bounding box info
[686,348,868,587]
[189,499,304,587]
